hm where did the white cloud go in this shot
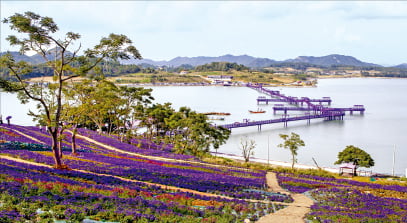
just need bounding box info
[1,1,407,64]
[334,27,361,43]
[345,1,407,20]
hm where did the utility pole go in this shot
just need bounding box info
[267,135,270,165]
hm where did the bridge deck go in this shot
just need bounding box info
[220,112,345,130]
[273,106,365,114]
[257,97,332,105]
[218,84,365,131]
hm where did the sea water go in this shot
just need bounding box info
[2,78,406,175]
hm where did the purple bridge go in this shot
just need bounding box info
[221,111,345,131]
[219,84,365,131]
[257,96,332,105]
[273,104,365,115]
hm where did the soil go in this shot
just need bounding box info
[256,172,314,223]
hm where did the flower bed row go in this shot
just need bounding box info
[276,172,407,222]
[1,145,284,201]
[277,173,407,195]
[77,128,197,160]
[4,125,267,177]
[0,127,39,144]
[306,187,407,222]
[1,125,292,202]
[0,158,286,222]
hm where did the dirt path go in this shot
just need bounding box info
[1,126,45,144]
[0,154,295,207]
[1,129,305,210]
[0,154,229,199]
[256,172,314,223]
[74,133,252,172]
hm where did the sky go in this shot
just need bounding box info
[1,1,407,66]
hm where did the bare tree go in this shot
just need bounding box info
[240,136,256,162]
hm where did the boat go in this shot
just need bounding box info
[203,112,231,116]
[249,109,266,114]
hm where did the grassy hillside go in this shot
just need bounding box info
[1,124,406,222]
[0,125,290,222]
[27,70,304,86]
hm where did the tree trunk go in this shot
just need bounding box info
[49,128,63,169]
[71,127,78,155]
[58,128,64,159]
[291,153,295,169]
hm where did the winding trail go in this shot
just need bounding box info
[0,154,227,199]
[0,154,298,206]
[256,172,314,223]
[74,133,252,172]
[1,125,45,144]
[1,127,305,212]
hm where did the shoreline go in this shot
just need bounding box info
[213,152,338,173]
[112,76,405,87]
[212,152,379,177]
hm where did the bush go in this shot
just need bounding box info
[269,166,335,178]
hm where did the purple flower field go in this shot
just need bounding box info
[2,124,406,222]
[0,124,291,222]
[277,173,407,222]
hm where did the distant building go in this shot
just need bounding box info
[206,75,234,85]
[339,163,357,176]
[207,75,233,81]
[179,70,188,75]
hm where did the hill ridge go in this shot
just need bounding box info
[3,51,398,68]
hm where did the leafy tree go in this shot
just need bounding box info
[116,86,154,141]
[0,12,141,168]
[195,62,249,72]
[168,107,230,157]
[60,103,86,155]
[239,136,256,162]
[334,145,375,168]
[143,103,175,141]
[278,132,305,169]
[61,80,97,155]
[136,105,230,157]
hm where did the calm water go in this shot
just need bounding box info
[1,78,406,175]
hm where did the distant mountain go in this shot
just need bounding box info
[122,54,277,68]
[393,63,407,69]
[123,54,382,68]
[0,47,73,65]
[0,51,41,64]
[248,58,279,68]
[2,51,391,68]
[286,54,380,67]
